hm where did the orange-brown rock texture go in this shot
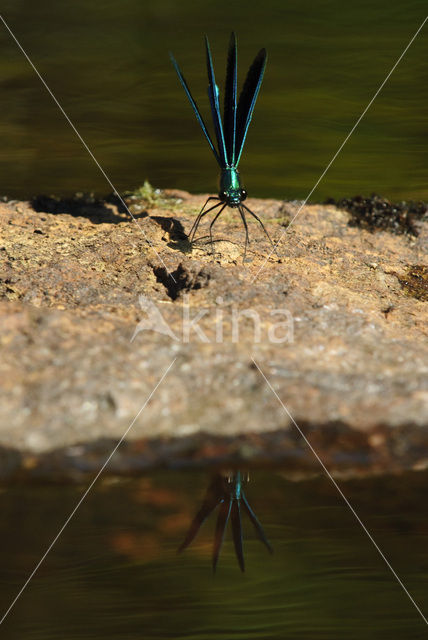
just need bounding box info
[0,189,427,479]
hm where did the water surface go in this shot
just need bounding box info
[0,470,427,638]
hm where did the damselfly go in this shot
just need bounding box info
[178,471,272,572]
[170,33,276,260]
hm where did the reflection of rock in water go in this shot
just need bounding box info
[178,471,272,572]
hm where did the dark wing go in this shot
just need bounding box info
[234,48,267,167]
[242,491,273,554]
[213,498,233,572]
[231,499,245,572]
[223,32,238,167]
[170,52,222,167]
[205,36,228,168]
[177,495,220,553]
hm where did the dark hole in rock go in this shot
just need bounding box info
[153,262,212,300]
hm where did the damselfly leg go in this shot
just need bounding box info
[208,203,227,256]
[238,205,250,262]
[189,197,222,242]
[242,202,278,256]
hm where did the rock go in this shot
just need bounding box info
[0,190,427,480]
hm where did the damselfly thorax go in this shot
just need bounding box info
[218,167,247,207]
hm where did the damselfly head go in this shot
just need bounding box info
[218,187,247,207]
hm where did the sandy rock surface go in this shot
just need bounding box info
[0,190,427,479]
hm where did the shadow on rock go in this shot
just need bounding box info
[149,214,191,252]
[31,193,148,224]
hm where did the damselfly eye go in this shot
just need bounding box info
[219,190,228,200]
[240,189,247,201]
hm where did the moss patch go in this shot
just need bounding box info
[124,181,181,211]
[396,265,428,302]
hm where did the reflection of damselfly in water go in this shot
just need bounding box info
[170,33,276,260]
[178,471,273,572]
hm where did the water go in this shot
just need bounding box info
[0,470,427,638]
[0,1,427,201]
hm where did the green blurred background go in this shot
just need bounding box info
[0,0,427,201]
[0,470,427,639]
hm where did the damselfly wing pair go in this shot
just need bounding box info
[170,33,276,260]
